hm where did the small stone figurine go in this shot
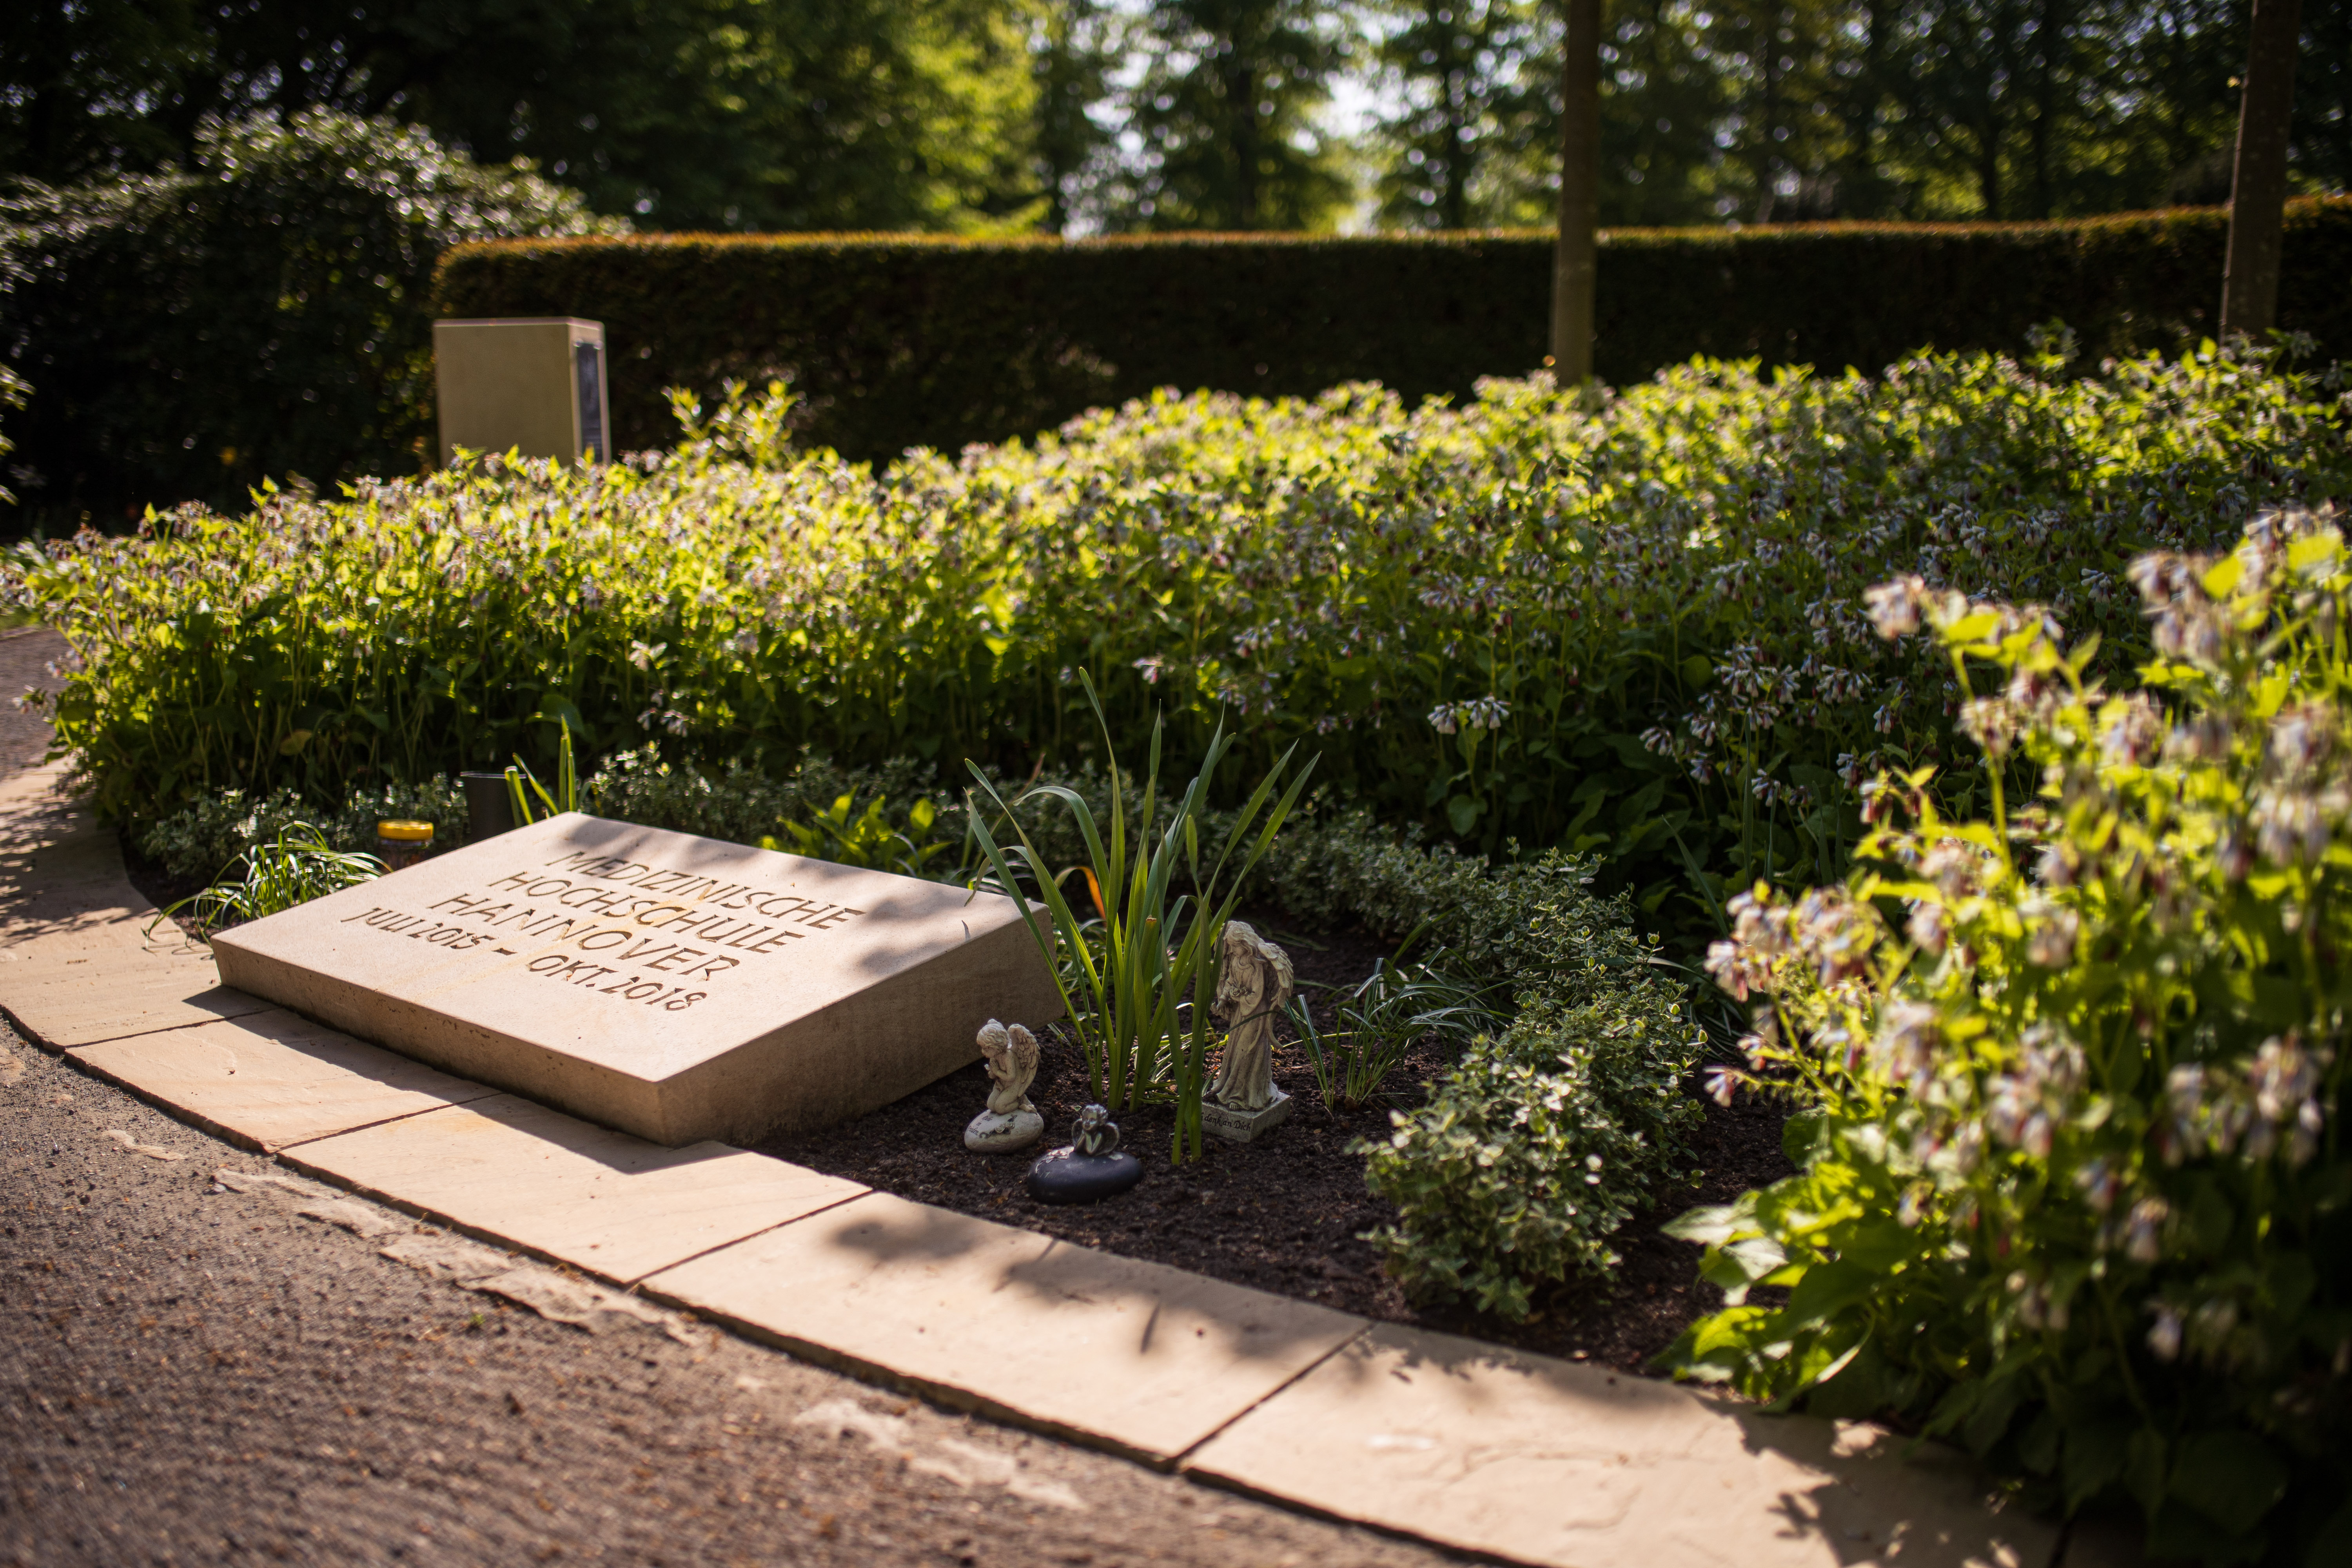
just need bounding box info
[1024,1104,1143,1204]
[1205,922,1295,1138]
[964,1019,1045,1153]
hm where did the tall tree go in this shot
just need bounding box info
[1029,0,1125,233]
[2,0,1044,232]
[1371,0,1548,229]
[0,0,205,183]
[2221,0,2303,337]
[1551,0,1599,381]
[1116,0,1352,230]
[2292,0,2350,191]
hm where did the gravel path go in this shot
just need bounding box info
[0,999,1470,1568]
[0,663,1463,1568]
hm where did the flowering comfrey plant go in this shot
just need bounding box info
[1667,505,2352,1564]
[11,341,2345,951]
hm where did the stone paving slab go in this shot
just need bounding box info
[0,753,2059,1568]
[70,1007,503,1152]
[642,1191,1368,1466]
[0,919,204,963]
[1184,1322,2052,1568]
[283,1093,868,1284]
[0,964,274,1049]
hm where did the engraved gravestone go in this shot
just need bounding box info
[209,813,1062,1147]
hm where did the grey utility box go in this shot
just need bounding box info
[433,317,611,466]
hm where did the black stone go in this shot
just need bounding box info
[1024,1147,1143,1205]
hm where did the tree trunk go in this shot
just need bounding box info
[1757,2,1784,221]
[1444,32,1470,230]
[1229,49,1260,229]
[1550,0,1601,383]
[2221,0,2302,338]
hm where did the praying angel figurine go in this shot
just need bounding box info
[964,1019,1045,1152]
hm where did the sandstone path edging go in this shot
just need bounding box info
[0,759,2059,1568]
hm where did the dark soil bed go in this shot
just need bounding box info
[123,831,1795,1375]
[761,913,1796,1375]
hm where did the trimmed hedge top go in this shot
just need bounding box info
[434,199,2352,462]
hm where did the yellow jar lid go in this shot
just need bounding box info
[376,820,436,842]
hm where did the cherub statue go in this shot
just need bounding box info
[965,1018,1045,1152]
[1209,921,1293,1111]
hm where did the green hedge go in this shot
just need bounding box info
[434,198,2352,462]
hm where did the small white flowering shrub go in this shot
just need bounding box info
[1359,854,1707,1318]
[1668,505,2352,1562]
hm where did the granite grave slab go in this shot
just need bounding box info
[210,813,1061,1145]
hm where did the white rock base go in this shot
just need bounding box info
[965,1107,1045,1153]
[1200,1087,1293,1145]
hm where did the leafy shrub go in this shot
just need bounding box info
[22,344,2346,940]
[583,748,944,852]
[764,793,952,879]
[434,198,2352,463]
[0,108,616,526]
[0,363,26,505]
[159,822,384,934]
[1666,506,2352,1562]
[139,779,469,882]
[1359,853,1707,1318]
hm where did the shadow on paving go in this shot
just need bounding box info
[0,1023,1468,1568]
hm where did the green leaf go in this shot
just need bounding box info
[1662,1203,1744,1246]
[2060,1419,2132,1511]
[1698,1236,1787,1302]
[1446,794,1481,836]
[1804,1340,1905,1420]
[1960,1376,2022,1456]
[1782,1109,1829,1166]
[2168,1431,2288,1537]
[2126,1429,2168,1515]
[1783,1259,1878,1328]
[2304,1498,2352,1568]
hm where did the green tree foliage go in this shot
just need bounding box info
[0,0,1045,232]
[1111,0,1354,229]
[0,0,206,183]
[1030,0,1127,233]
[0,109,612,526]
[1367,0,1553,228]
[1361,0,2347,230]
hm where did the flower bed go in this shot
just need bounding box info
[14,341,2346,942]
[1671,506,2352,1561]
[35,347,2352,1528]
